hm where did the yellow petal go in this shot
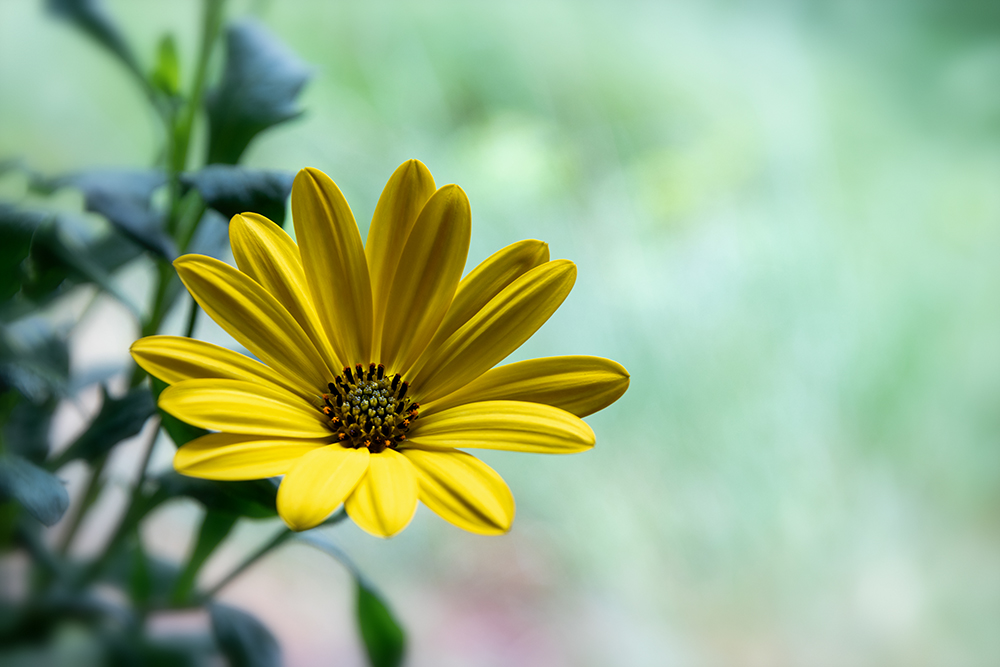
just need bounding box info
[407,400,594,453]
[422,356,630,418]
[230,213,342,370]
[401,447,514,535]
[174,254,334,394]
[130,335,312,402]
[277,445,370,531]
[423,239,549,356]
[292,168,373,366]
[174,433,327,480]
[379,184,471,375]
[345,448,418,537]
[366,159,436,356]
[410,260,577,403]
[159,379,331,438]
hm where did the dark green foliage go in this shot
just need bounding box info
[205,20,311,165]
[0,205,44,301]
[0,317,69,402]
[56,170,176,260]
[21,217,140,313]
[46,0,141,78]
[0,454,69,526]
[2,6,406,665]
[183,166,295,225]
[3,396,57,462]
[357,581,406,667]
[157,473,279,519]
[210,603,281,667]
[54,386,155,467]
[301,533,407,667]
[100,533,181,608]
[172,510,238,604]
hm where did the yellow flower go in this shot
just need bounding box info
[131,161,628,537]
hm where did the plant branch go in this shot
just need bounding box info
[201,510,349,599]
[56,452,109,556]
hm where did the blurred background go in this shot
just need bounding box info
[4,0,1000,665]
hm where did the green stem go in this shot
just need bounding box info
[202,528,292,599]
[75,417,161,589]
[171,510,238,604]
[201,510,349,600]
[128,0,224,385]
[183,300,200,339]
[56,453,109,556]
[171,0,226,179]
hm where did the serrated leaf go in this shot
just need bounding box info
[157,472,278,519]
[183,166,294,225]
[0,454,69,526]
[46,0,142,79]
[357,581,406,667]
[210,603,281,667]
[54,386,155,466]
[205,20,311,165]
[57,170,175,259]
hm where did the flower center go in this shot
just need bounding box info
[321,363,419,453]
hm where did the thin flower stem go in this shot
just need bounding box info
[128,260,174,387]
[183,299,200,339]
[56,452,109,556]
[76,417,161,589]
[170,0,225,183]
[201,528,292,600]
[202,510,349,600]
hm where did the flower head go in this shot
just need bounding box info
[131,161,628,537]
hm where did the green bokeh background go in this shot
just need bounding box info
[3,1,1000,665]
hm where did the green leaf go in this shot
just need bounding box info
[209,603,281,667]
[150,376,208,447]
[0,317,70,403]
[98,530,181,607]
[151,35,181,97]
[23,218,141,315]
[54,385,155,466]
[0,454,69,526]
[2,395,57,462]
[46,0,142,79]
[0,204,143,317]
[172,510,238,604]
[125,635,218,667]
[183,166,294,226]
[205,20,311,165]
[357,581,406,667]
[157,472,278,519]
[56,169,175,260]
[0,205,44,301]
[298,533,406,667]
